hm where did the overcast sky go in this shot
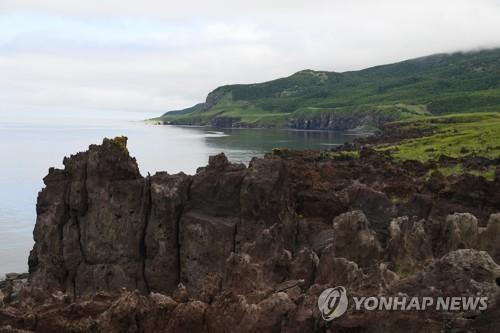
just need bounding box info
[2,0,500,115]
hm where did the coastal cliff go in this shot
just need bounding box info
[1,137,500,332]
[157,48,500,130]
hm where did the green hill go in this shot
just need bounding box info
[156,48,500,130]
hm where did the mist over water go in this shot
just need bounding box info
[0,110,361,277]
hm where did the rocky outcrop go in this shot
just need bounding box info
[288,111,398,131]
[479,214,500,264]
[145,172,190,292]
[331,211,382,268]
[28,137,148,296]
[439,212,479,255]
[2,137,500,332]
[386,216,433,275]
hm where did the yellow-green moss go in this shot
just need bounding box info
[103,136,129,155]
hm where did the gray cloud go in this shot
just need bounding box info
[1,0,500,115]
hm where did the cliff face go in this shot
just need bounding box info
[287,111,398,131]
[28,138,296,299]
[29,137,149,295]
[2,137,500,332]
[160,48,500,130]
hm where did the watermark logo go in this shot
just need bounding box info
[317,286,348,321]
[317,286,489,321]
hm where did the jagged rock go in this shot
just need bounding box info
[4,138,500,332]
[288,111,396,131]
[146,172,190,293]
[205,292,248,331]
[360,263,400,293]
[393,249,500,299]
[438,213,479,255]
[310,229,334,253]
[165,301,207,333]
[239,292,296,332]
[296,190,347,221]
[208,290,297,332]
[4,275,18,282]
[0,275,28,306]
[427,174,498,223]
[289,248,319,288]
[149,292,177,310]
[28,167,69,291]
[239,157,296,252]
[30,137,148,296]
[179,153,244,297]
[172,283,189,303]
[315,249,364,287]
[479,213,500,264]
[397,193,434,219]
[466,294,500,332]
[346,183,396,242]
[283,290,319,333]
[332,211,382,268]
[97,291,151,333]
[223,253,273,303]
[274,279,304,293]
[179,212,237,297]
[199,272,222,304]
[237,223,292,286]
[191,153,245,217]
[386,216,433,275]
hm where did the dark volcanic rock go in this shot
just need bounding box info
[3,137,500,332]
[29,137,148,296]
[288,111,397,131]
[331,211,382,268]
[386,216,433,275]
[145,172,190,293]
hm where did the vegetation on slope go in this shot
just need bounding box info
[157,48,500,129]
[378,113,500,160]
[374,112,500,180]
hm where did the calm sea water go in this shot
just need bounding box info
[0,110,361,278]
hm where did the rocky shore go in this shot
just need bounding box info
[1,137,500,332]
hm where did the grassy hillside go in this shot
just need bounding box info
[371,112,500,180]
[157,48,500,129]
[378,113,500,161]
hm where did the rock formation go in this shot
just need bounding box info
[1,137,500,332]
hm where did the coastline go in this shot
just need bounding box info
[1,134,499,332]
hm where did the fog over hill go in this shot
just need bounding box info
[160,48,500,130]
[2,0,500,115]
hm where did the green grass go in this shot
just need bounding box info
[469,167,496,181]
[158,48,500,128]
[160,93,290,127]
[375,112,500,180]
[423,165,496,181]
[156,48,500,180]
[378,112,500,161]
[321,150,360,159]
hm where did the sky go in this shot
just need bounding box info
[1,0,500,115]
